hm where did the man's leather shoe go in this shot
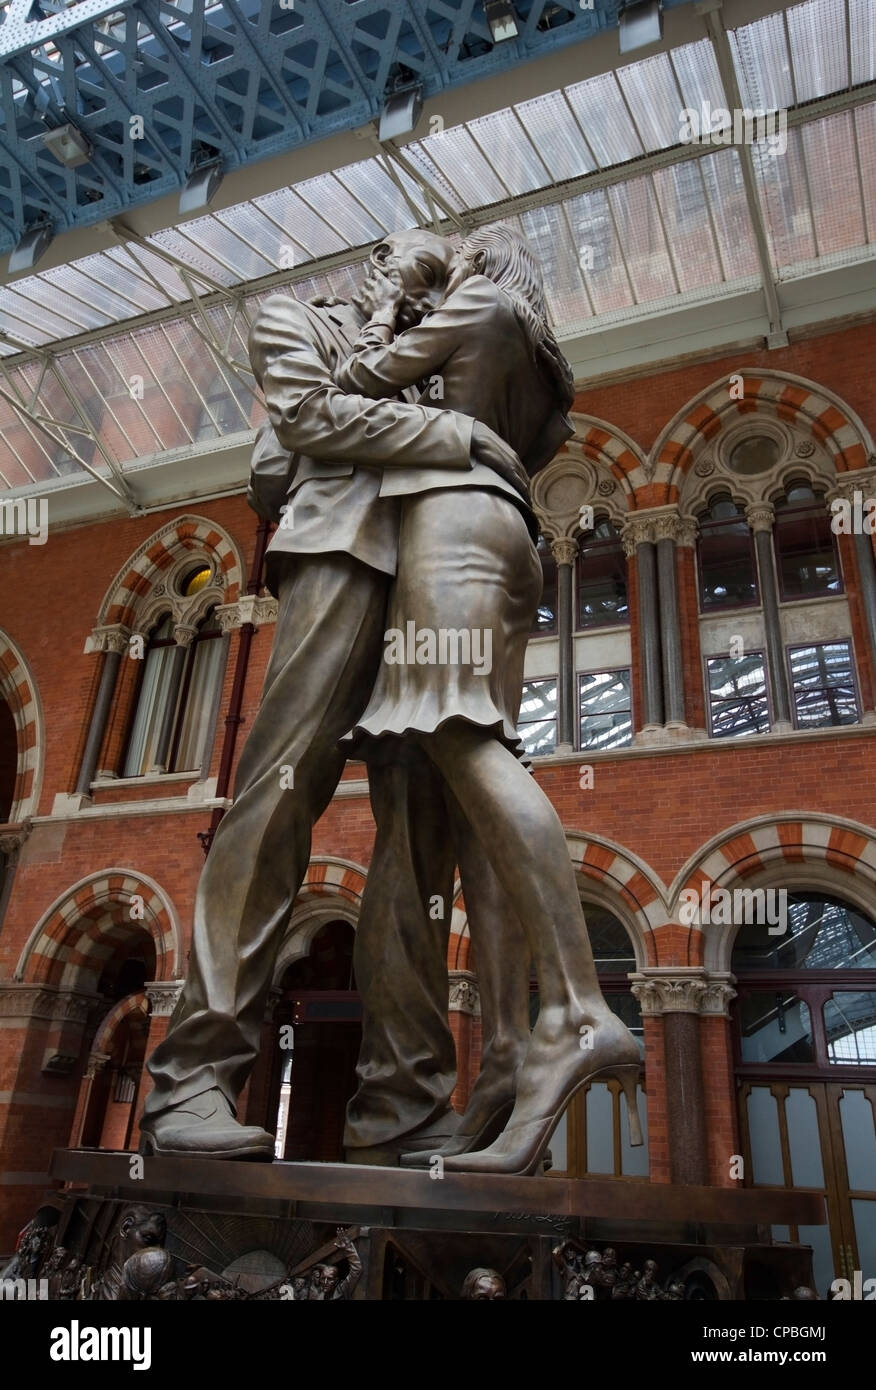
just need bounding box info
[139,1089,275,1161]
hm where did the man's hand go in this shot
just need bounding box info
[472,423,531,506]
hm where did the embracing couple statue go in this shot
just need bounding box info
[139,224,642,1176]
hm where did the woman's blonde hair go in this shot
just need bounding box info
[460,224,575,412]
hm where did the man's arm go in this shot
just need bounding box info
[250,293,474,471]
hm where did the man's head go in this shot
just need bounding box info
[461,1267,506,1300]
[359,229,458,329]
[311,1263,340,1295]
[120,1206,166,1252]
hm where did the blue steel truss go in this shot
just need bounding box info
[0,0,691,255]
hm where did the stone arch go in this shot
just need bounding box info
[91,990,149,1055]
[670,812,876,973]
[272,857,365,983]
[14,869,180,988]
[95,515,245,631]
[448,834,668,972]
[0,629,44,822]
[650,370,875,502]
[533,414,647,539]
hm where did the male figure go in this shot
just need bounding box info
[140,231,526,1161]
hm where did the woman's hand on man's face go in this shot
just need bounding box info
[358,267,406,322]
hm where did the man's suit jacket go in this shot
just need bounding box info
[247,294,475,581]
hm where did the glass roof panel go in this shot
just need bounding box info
[650,160,725,293]
[518,203,593,331]
[186,211,282,278]
[413,125,510,205]
[670,38,727,114]
[0,288,78,345]
[513,89,596,183]
[608,176,679,302]
[464,108,551,195]
[293,173,387,242]
[616,53,689,151]
[75,340,163,456]
[3,276,97,332]
[854,103,876,240]
[331,159,420,236]
[698,148,761,283]
[730,11,795,112]
[565,188,636,315]
[401,141,468,211]
[787,0,850,101]
[802,110,866,256]
[103,243,189,304]
[564,71,644,167]
[36,262,152,322]
[751,127,817,271]
[849,0,876,85]
[148,228,240,286]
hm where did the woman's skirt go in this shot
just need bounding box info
[349,487,542,756]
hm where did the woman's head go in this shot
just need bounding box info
[453,224,575,413]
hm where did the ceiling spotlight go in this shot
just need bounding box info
[41,122,92,168]
[379,84,424,142]
[9,220,54,274]
[484,0,519,42]
[618,0,663,54]
[179,160,224,215]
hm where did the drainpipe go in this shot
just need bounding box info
[198,515,271,855]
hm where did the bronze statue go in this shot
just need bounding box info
[140,229,529,1164]
[140,223,641,1174]
[297,1230,362,1300]
[460,1267,506,1300]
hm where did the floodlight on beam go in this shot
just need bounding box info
[484,0,519,42]
[9,221,54,274]
[179,160,224,215]
[379,85,424,142]
[618,0,663,54]
[41,123,92,168]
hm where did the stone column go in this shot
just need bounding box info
[654,514,698,729]
[448,970,481,1113]
[550,538,578,752]
[746,503,792,730]
[829,470,876,698]
[0,824,29,931]
[70,1050,112,1148]
[132,980,184,1136]
[631,970,710,1186]
[150,624,196,774]
[623,519,663,729]
[75,625,129,797]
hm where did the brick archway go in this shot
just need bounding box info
[650,370,875,500]
[671,813,876,973]
[15,869,180,989]
[96,514,244,630]
[0,630,43,823]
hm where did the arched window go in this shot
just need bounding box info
[773,484,841,601]
[732,890,876,1295]
[697,493,759,610]
[576,520,628,630]
[122,607,223,777]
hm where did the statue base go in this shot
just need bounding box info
[3,1149,822,1300]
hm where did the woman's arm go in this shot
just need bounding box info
[336,278,489,400]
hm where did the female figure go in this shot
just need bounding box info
[338,226,641,1174]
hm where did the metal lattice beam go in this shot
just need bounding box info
[0,0,694,253]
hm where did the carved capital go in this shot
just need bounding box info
[550,537,578,567]
[620,515,655,556]
[630,970,737,1017]
[215,597,278,632]
[86,624,130,656]
[745,502,775,534]
[173,624,198,649]
[0,985,98,1023]
[85,1051,113,1079]
[0,821,30,857]
[826,467,876,506]
[448,971,481,1016]
[145,980,184,1017]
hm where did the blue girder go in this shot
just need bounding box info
[0,0,690,254]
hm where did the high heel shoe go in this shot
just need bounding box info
[400,1098,514,1167]
[443,1064,641,1176]
[442,1013,643,1176]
